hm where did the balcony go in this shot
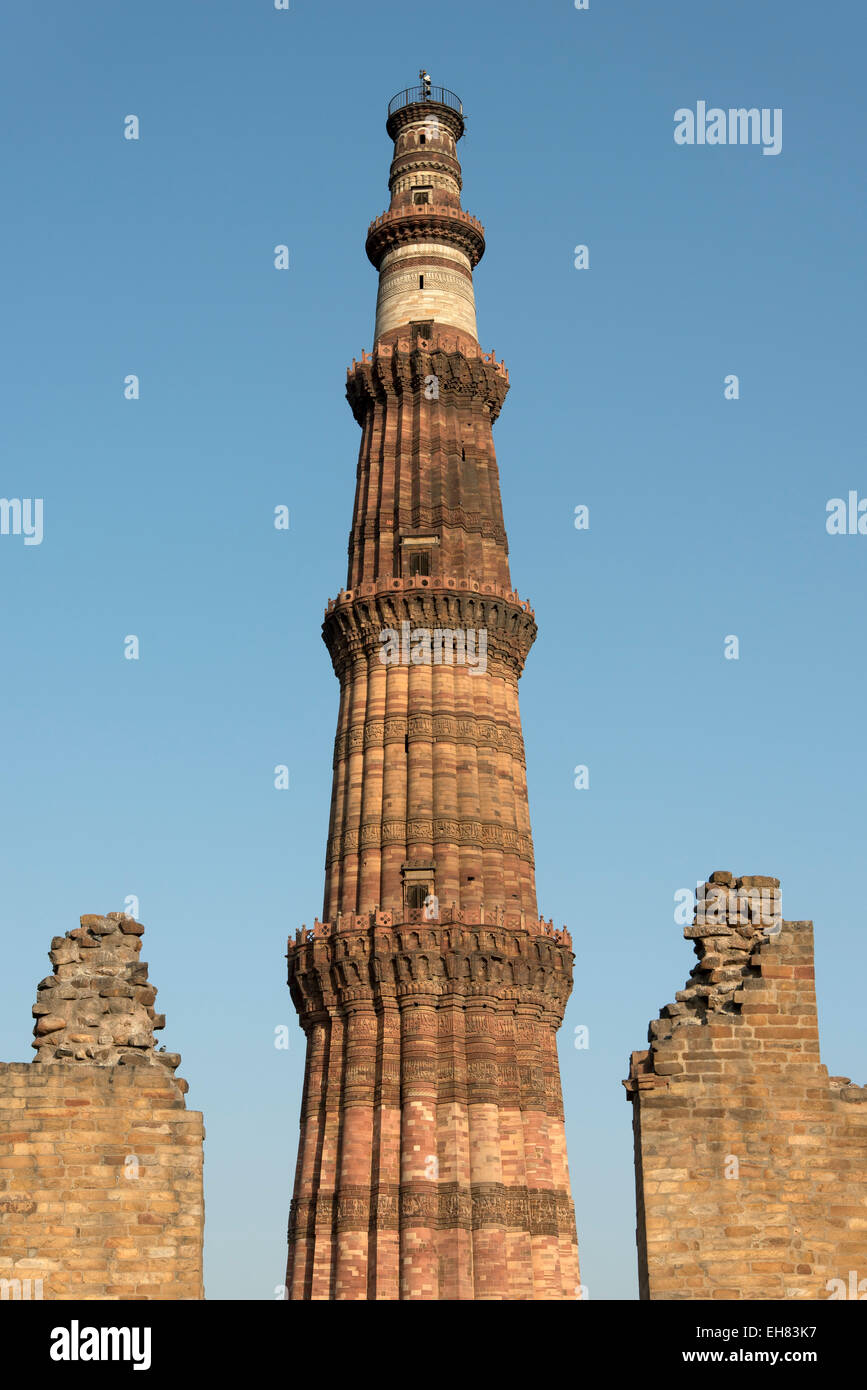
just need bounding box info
[387,85,463,116]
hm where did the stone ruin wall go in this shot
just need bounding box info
[0,913,204,1300]
[625,872,867,1300]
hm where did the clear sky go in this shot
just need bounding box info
[1,0,864,1300]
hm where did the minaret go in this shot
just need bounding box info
[286,78,580,1301]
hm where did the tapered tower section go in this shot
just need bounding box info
[286,81,579,1300]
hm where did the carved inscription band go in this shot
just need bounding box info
[333,713,525,767]
[288,1185,574,1236]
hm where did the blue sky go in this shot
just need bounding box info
[1,0,864,1299]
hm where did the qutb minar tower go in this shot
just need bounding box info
[286,77,580,1300]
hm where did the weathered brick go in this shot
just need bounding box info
[0,917,203,1301]
[625,874,866,1300]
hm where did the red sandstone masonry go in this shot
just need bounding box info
[624,873,867,1300]
[286,913,579,1300]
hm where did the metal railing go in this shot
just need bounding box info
[388,85,463,116]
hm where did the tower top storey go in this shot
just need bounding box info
[385,81,465,143]
[367,75,484,344]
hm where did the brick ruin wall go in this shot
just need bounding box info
[625,873,867,1300]
[0,914,204,1300]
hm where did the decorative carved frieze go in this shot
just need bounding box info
[326,818,534,864]
[346,341,507,425]
[287,921,574,1026]
[322,586,536,680]
[333,712,525,767]
[365,209,486,272]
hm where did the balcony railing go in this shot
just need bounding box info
[388,85,463,116]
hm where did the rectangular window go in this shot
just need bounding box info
[401,534,438,577]
[409,550,430,577]
[413,190,430,205]
[402,863,436,916]
[418,274,424,289]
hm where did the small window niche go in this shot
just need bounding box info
[403,863,437,917]
[401,534,438,578]
[409,550,430,577]
[413,189,431,206]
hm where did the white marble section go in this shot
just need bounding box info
[374,244,477,340]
